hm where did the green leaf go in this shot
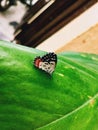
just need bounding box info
[0,40,98,130]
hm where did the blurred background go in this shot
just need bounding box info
[0,0,98,53]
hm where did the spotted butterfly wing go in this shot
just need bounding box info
[34,52,57,74]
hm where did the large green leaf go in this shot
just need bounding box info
[0,40,98,130]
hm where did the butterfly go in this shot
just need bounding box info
[34,52,57,74]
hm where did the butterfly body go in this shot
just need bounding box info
[34,52,57,74]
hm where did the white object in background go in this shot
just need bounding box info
[36,3,98,52]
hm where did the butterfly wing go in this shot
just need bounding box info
[34,53,57,74]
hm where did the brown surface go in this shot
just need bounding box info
[56,23,98,54]
[14,0,97,47]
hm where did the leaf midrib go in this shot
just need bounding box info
[36,93,98,130]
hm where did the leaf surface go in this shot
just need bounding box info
[0,41,98,130]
